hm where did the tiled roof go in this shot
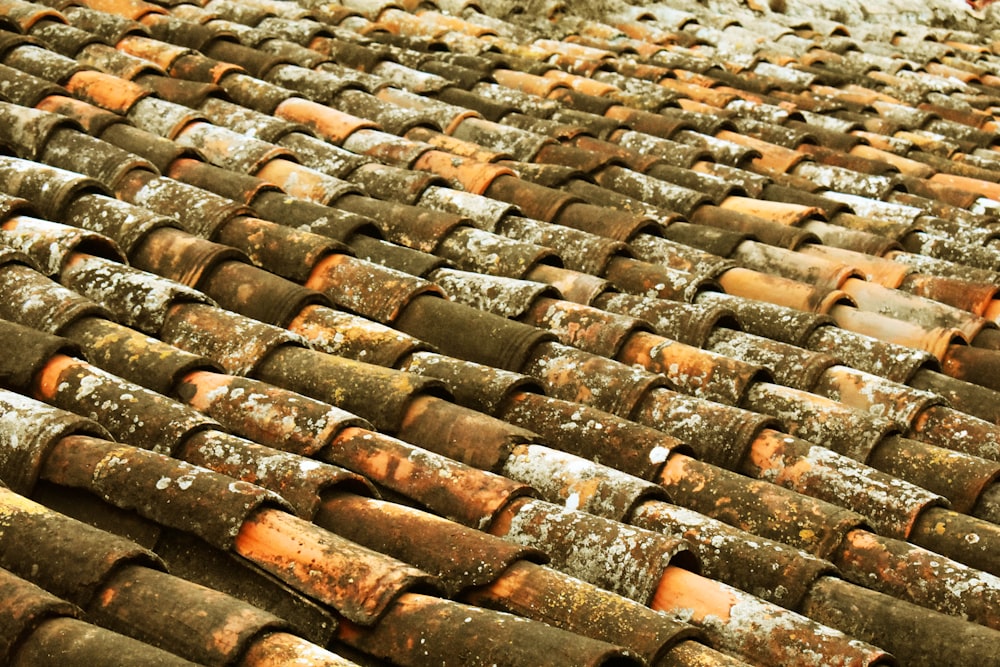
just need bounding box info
[1,0,1000,665]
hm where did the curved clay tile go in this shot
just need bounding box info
[329,424,534,529]
[1,215,123,275]
[41,126,157,191]
[502,443,668,522]
[66,316,218,396]
[0,318,80,397]
[0,568,197,666]
[492,496,695,608]
[34,354,220,455]
[199,259,330,327]
[0,486,164,609]
[320,493,544,597]
[180,428,373,520]
[0,262,109,335]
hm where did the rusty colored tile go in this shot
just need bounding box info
[61,193,174,258]
[602,256,710,302]
[176,369,366,457]
[34,94,121,137]
[273,96,375,144]
[340,128,434,168]
[913,395,1000,458]
[718,195,823,226]
[502,443,668,522]
[0,474,160,610]
[75,0,166,21]
[318,493,543,596]
[377,87,475,132]
[632,500,836,610]
[717,267,851,314]
[165,158,277,208]
[160,301,302,377]
[278,131,373,178]
[591,165,710,217]
[0,318,79,400]
[397,392,538,473]
[618,331,766,406]
[498,390,688,481]
[0,99,80,163]
[705,328,837,391]
[411,149,514,194]
[491,497,695,607]
[40,126,158,193]
[216,214,348,280]
[179,428,370,520]
[595,292,736,347]
[86,562,290,665]
[729,241,858,291]
[744,426,947,541]
[805,321,938,384]
[743,381,899,463]
[199,38,284,78]
[835,528,1000,629]
[715,130,809,173]
[521,263,611,306]
[653,567,893,667]
[498,215,627,275]
[115,33,192,72]
[658,453,868,559]
[941,344,1000,389]
[254,158,360,204]
[465,559,702,665]
[22,614,200,666]
[399,350,538,417]
[850,143,937,177]
[33,354,217,458]
[125,227,242,294]
[327,425,532,530]
[336,193,463,252]
[339,591,641,667]
[1,215,121,276]
[928,171,1000,201]
[522,340,667,419]
[812,364,943,427]
[172,121,291,175]
[436,226,553,277]
[798,245,912,288]
[305,253,442,324]
[40,433,282,552]
[64,69,150,114]
[289,303,427,368]
[909,506,1000,577]
[0,383,107,494]
[520,297,649,358]
[66,317,214,398]
[390,291,550,369]
[830,304,967,363]
[240,632,359,667]
[251,344,443,434]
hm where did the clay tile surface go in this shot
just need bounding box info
[6,0,1000,665]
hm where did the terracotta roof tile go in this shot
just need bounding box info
[7,0,1000,663]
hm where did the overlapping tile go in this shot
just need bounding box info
[3,0,1000,665]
